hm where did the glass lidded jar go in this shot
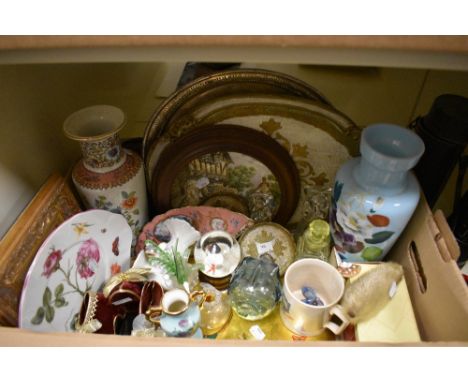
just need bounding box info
[296,219,331,262]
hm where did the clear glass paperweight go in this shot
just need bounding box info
[228,254,282,321]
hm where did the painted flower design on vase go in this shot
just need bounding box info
[106,145,120,160]
[110,263,122,276]
[95,192,141,242]
[330,181,394,262]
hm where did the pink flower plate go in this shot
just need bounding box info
[135,206,254,255]
[19,210,132,332]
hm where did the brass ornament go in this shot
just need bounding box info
[102,268,151,298]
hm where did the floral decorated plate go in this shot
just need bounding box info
[19,210,132,332]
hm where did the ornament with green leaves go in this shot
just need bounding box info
[144,239,199,286]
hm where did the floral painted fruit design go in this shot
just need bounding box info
[330,181,394,262]
[19,210,132,332]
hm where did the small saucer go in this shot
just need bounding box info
[239,223,295,276]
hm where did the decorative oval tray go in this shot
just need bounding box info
[142,68,331,160]
[19,210,132,332]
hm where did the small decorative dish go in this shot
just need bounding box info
[238,222,296,276]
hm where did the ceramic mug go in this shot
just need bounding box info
[280,258,349,336]
[146,288,206,337]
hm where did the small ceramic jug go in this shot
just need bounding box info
[146,288,206,338]
[228,254,282,320]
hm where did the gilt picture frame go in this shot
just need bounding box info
[0,173,81,326]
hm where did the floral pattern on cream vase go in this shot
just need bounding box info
[95,192,141,239]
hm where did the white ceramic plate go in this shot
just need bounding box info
[19,210,132,332]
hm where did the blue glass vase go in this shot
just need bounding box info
[330,123,425,262]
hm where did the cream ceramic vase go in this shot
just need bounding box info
[63,105,148,245]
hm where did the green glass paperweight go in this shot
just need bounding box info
[228,254,281,321]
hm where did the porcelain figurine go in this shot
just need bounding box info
[63,105,148,246]
[133,219,200,291]
[330,123,425,262]
[133,218,201,290]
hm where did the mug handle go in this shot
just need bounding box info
[324,305,350,335]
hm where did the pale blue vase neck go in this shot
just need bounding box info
[353,157,408,196]
[352,123,425,196]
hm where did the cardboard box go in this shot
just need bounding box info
[0,197,467,346]
[386,201,468,342]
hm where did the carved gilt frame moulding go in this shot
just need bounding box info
[0,173,81,326]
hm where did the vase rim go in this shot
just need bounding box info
[63,104,126,142]
[361,123,425,172]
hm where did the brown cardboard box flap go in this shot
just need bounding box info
[388,199,468,342]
